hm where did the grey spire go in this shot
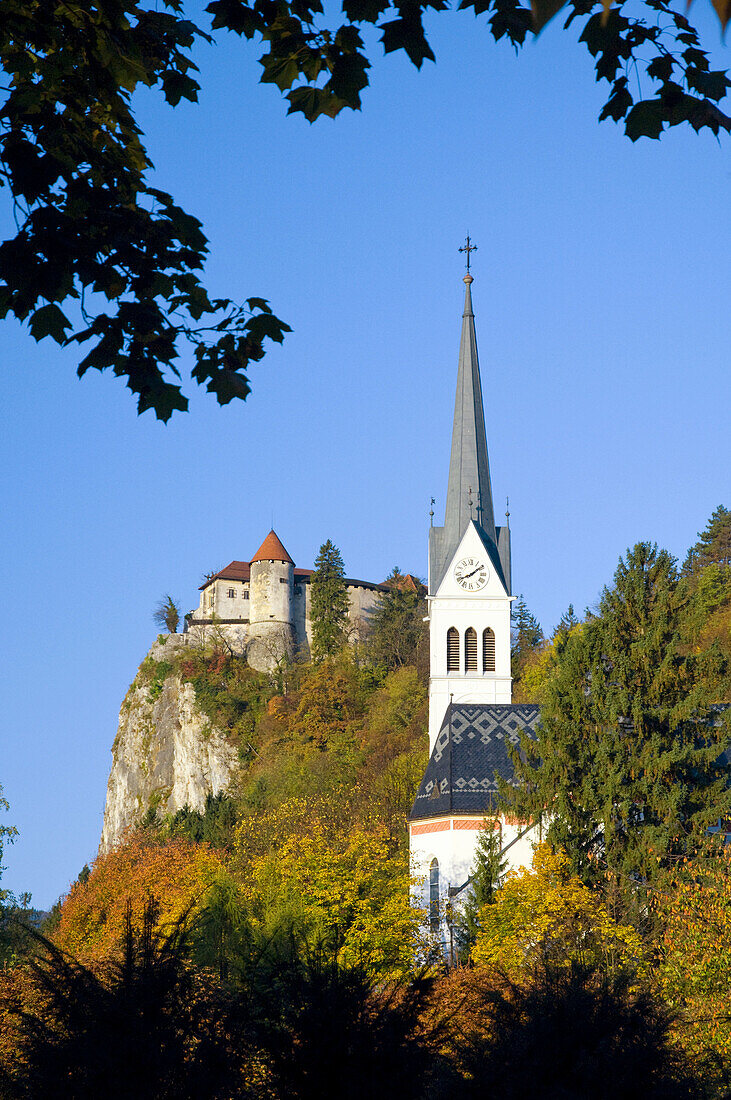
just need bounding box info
[444,275,496,548]
[429,274,510,594]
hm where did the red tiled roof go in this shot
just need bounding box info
[251,530,294,565]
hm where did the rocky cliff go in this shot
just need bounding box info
[100,636,240,852]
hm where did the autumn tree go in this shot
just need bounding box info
[470,844,645,978]
[309,541,350,661]
[657,841,731,1063]
[509,543,731,891]
[2,1,730,418]
[54,833,225,958]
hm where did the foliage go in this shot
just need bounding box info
[240,821,424,978]
[454,823,506,959]
[508,542,731,890]
[369,569,427,673]
[0,0,290,421]
[0,786,18,904]
[470,844,646,978]
[53,834,224,958]
[684,506,731,574]
[453,964,702,1100]
[657,842,731,1063]
[153,595,181,634]
[309,540,350,660]
[0,899,249,1099]
[248,953,452,1100]
[178,646,272,744]
[163,792,240,849]
[510,595,544,674]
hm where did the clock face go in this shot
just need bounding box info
[454,557,489,591]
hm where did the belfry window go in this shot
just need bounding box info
[429,858,440,931]
[483,628,496,672]
[447,628,459,672]
[465,627,478,671]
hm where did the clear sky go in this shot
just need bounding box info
[1,4,729,908]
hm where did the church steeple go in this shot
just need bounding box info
[429,267,508,594]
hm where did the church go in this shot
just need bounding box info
[409,258,541,950]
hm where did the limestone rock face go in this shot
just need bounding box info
[100,640,240,853]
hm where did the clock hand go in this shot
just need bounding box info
[461,566,482,580]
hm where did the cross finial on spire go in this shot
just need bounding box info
[459,235,477,273]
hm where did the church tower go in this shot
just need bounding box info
[427,268,513,751]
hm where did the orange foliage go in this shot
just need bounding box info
[54,833,223,958]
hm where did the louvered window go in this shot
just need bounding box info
[483,627,496,672]
[465,627,478,671]
[447,628,459,672]
[429,858,440,931]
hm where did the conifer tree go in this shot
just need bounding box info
[510,597,544,670]
[508,543,731,890]
[310,541,350,661]
[683,505,731,574]
[455,824,506,959]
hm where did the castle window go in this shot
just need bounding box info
[483,628,496,672]
[279,578,287,584]
[447,628,459,672]
[429,859,440,932]
[465,627,477,671]
[244,591,249,599]
[228,588,236,598]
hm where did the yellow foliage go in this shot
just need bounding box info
[54,834,224,958]
[657,844,731,1059]
[471,844,645,978]
[240,821,424,978]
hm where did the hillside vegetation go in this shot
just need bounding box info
[2,514,731,1096]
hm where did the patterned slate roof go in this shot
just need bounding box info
[409,703,540,821]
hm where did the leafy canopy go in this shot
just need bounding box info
[2,0,730,418]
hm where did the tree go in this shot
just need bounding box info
[454,965,701,1100]
[2,1,730,420]
[369,569,427,673]
[0,785,18,904]
[0,900,249,1099]
[470,844,645,978]
[454,823,506,960]
[510,596,544,672]
[684,506,731,574]
[508,543,731,891]
[309,540,349,661]
[657,841,731,1063]
[152,594,181,634]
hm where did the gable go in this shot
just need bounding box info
[434,521,509,600]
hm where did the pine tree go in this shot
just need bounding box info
[454,824,506,959]
[310,541,350,661]
[511,596,544,670]
[683,505,731,574]
[508,543,731,890]
[553,604,579,639]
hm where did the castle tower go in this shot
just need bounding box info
[426,271,513,751]
[247,529,295,670]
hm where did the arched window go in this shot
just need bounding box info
[465,627,477,671]
[429,858,440,931]
[482,627,496,672]
[447,627,459,672]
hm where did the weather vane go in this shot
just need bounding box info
[429,496,435,528]
[459,235,477,272]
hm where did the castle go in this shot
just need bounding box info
[186,530,385,670]
[409,264,541,952]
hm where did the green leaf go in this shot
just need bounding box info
[28,304,72,344]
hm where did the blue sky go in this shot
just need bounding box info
[1,4,729,908]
